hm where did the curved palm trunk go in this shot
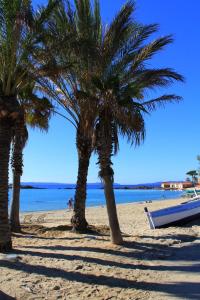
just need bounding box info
[96,117,123,245]
[71,130,92,232]
[102,174,123,244]
[10,122,27,232]
[0,120,13,252]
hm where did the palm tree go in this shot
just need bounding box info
[41,0,101,232]
[10,123,28,232]
[44,0,183,241]
[0,0,58,252]
[71,1,184,244]
[94,100,145,244]
[186,170,198,186]
[10,86,52,232]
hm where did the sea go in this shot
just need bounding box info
[8,183,184,212]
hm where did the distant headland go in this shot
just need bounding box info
[7,181,174,190]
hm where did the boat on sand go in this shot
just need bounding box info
[144,197,200,229]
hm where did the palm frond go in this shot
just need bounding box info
[142,94,182,111]
[132,35,173,66]
[103,1,135,67]
[132,68,184,90]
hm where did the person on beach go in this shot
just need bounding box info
[68,198,73,210]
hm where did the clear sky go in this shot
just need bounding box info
[21,0,200,184]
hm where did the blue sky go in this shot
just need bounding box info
[21,0,200,184]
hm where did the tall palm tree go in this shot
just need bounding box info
[10,86,52,232]
[41,0,101,232]
[0,0,58,252]
[44,0,183,241]
[70,1,184,244]
[95,98,145,244]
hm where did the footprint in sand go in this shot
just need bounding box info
[37,214,46,223]
[23,214,33,224]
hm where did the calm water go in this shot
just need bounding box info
[9,189,183,212]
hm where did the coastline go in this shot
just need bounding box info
[20,197,186,232]
[19,189,183,214]
[20,195,184,215]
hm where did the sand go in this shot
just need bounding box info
[0,198,200,300]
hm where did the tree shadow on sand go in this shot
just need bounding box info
[6,222,200,299]
[18,232,200,261]
[21,224,111,235]
[1,259,200,300]
[13,246,200,273]
[0,291,15,299]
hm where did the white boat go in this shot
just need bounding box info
[144,198,200,229]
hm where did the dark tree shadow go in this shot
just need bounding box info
[20,224,111,236]
[19,236,200,261]
[19,242,169,259]
[0,291,15,299]
[8,222,200,299]
[1,260,200,300]
[12,233,92,241]
[14,247,200,273]
[141,234,198,243]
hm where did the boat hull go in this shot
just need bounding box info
[154,211,200,228]
[145,199,200,229]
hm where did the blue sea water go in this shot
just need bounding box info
[9,189,183,213]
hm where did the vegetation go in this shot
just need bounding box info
[186,170,198,185]
[0,0,58,251]
[185,156,200,185]
[39,0,100,232]
[10,84,52,232]
[49,0,182,243]
[197,155,200,176]
[0,0,183,250]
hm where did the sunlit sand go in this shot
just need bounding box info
[1,198,200,299]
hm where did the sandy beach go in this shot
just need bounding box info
[1,198,200,300]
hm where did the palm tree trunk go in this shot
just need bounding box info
[96,117,123,245]
[103,174,123,245]
[0,120,12,252]
[10,122,27,232]
[71,131,92,232]
[10,172,21,232]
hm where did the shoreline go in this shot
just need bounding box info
[20,195,185,215]
[20,197,187,231]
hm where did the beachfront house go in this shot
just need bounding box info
[161,181,193,190]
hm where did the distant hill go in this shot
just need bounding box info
[19,182,103,189]
[18,181,164,189]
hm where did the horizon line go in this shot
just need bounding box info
[18,181,174,185]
